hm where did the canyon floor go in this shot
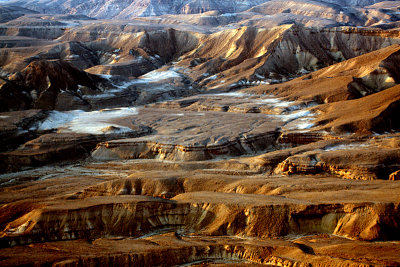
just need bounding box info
[0,10,400,266]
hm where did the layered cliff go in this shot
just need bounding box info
[0,5,400,266]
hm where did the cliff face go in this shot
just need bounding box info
[0,60,109,111]
[1,7,400,266]
[173,25,400,88]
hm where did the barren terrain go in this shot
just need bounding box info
[0,2,400,266]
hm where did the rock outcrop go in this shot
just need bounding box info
[0,109,48,151]
[0,6,38,23]
[243,44,400,134]
[0,60,109,111]
[0,6,400,266]
[170,25,400,89]
[390,170,400,181]
[0,157,399,265]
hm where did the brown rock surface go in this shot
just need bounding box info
[91,107,282,161]
[312,84,400,133]
[0,60,110,111]
[0,159,400,265]
[245,44,400,134]
[10,60,105,108]
[390,170,400,180]
[246,43,400,103]
[0,119,151,173]
[1,234,400,266]
[0,109,48,151]
[1,14,400,267]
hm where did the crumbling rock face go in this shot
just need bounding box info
[38,41,100,70]
[275,146,400,180]
[1,9,400,266]
[256,25,400,78]
[247,43,400,108]
[0,123,151,173]
[90,107,282,162]
[92,132,277,162]
[60,26,199,64]
[9,59,102,92]
[139,28,199,62]
[55,24,400,88]
[3,233,398,266]
[175,25,400,88]
[1,24,399,111]
[1,194,399,248]
[0,40,100,73]
[1,60,108,111]
[313,84,400,134]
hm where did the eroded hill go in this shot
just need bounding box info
[0,10,399,267]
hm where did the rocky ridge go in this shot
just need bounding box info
[0,7,400,267]
[2,0,400,29]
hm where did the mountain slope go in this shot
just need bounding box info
[0,5,38,23]
[4,0,267,18]
[2,0,391,19]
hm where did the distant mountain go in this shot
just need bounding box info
[2,0,266,18]
[0,5,38,23]
[320,0,386,6]
[1,0,391,19]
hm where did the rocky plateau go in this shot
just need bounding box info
[0,1,400,266]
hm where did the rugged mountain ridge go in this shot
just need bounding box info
[4,0,267,18]
[0,4,400,266]
[2,0,392,19]
[1,23,399,113]
[1,0,399,30]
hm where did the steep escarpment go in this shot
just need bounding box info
[60,26,200,60]
[313,84,400,133]
[243,44,400,134]
[0,8,400,266]
[247,43,400,101]
[0,60,109,111]
[173,24,400,89]
[1,234,399,266]
[0,157,399,266]
[1,23,399,102]
[0,40,100,73]
[10,22,393,84]
[1,195,399,247]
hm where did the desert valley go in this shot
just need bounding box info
[0,0,400,266]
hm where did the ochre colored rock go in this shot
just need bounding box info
[1,15,400,267]
[389,170,400,180]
